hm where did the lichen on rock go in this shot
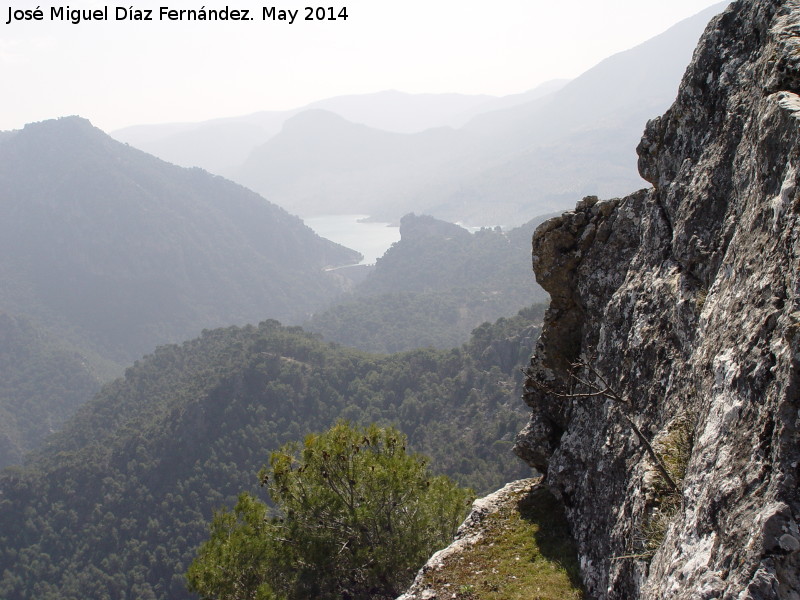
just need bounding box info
[515,0,800,598]
[396,478,583,600]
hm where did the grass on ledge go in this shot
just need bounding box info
[422,482,584,600]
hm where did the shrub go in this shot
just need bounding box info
[638,414,695,558]
[187,422,474,600]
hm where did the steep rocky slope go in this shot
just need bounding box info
[398,479,583,600]
[514,0,800,598]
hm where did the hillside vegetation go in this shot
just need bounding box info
[0,313,105,468]
[188,422,475,600]
[0,308,542,600]
[305,214,550,353]
[0,116,362,466]
[0,117,359,366]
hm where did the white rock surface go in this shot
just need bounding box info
[515,1,800,598]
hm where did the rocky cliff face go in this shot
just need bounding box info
[515,0,800,598]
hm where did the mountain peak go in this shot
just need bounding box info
[280,108,361,135]
[20,115,102,139]
[398,213,470,241]
[0,118,360,362]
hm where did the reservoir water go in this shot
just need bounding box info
[305,214,401,265]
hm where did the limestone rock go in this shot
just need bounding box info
[397,479,539,600]
[396,478,582,600]
[515,0,800,598]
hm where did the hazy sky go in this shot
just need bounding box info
[1,0,726,132]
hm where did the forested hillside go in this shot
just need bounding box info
[0,116,362,466]
[305,214,550,352]
[0,310,541,600]
[0,116,360,366]
[0,313,105,468]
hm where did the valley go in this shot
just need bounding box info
[1,2,781,599]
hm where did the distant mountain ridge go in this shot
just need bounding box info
[111,5,726,226]
[0,116,360,366]
[110,83,569,176]
[232,3,728,224]
[234,110,487,218]
[0,115,362,466]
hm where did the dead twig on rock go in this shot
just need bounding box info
[526,357,679,493]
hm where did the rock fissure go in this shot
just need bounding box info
[397,3,799,599]
[514,1,800,598]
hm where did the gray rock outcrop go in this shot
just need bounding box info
[397,479,540,600]
[515,0,800,598]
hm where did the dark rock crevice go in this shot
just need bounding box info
[515,1,800,598]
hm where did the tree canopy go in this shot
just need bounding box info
[187,422,474,600]
[0,309,541,599]
[304,214,549,354]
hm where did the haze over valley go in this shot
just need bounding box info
[110,4,723,227]
[1,2,767,599]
